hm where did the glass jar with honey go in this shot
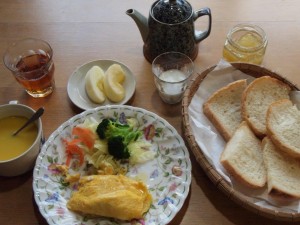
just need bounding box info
[222,24,268,65]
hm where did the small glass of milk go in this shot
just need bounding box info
[152,52,194,104]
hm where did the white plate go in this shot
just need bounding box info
[67,60,136,110]
[33,105,192,225]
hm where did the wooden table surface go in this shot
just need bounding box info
[1,0,300,224]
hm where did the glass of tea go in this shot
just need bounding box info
[3,38,55,97]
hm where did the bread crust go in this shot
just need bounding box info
[203,79,247,141]
[220,121,266,188]
[268,188,299,200]
[221,157,265,189]
[203,103,232,141]
[242,76,291,138]
[266,99,300,158]
[203,105,228,141]
[262,137,300,199]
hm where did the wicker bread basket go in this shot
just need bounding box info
[182,62,300,222]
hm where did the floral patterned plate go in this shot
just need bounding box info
[33,105,192,225]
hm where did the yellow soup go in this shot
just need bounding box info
[0,116,38,161]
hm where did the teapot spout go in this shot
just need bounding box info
[126,9,149,43]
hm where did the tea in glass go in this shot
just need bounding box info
[223,24,268,65]
[3,38,55,97]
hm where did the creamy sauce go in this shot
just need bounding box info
[0,116,38,161]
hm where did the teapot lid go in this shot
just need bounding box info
[152,0,192,24]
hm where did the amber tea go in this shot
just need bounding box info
[15,53,55,97]
[3,38,55,98]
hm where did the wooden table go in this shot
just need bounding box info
[0,0,300,224]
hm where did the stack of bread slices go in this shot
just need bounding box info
[203,76,300,199]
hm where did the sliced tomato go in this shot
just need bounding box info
[72,126,95,149]
[62,138,85,166]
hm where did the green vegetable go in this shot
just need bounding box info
[96,118,142,159]
[107,136,129,159]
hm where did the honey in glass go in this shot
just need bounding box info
[223,24,268,65]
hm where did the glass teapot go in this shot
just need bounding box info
[126,0,212,62]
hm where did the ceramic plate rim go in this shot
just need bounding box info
[67,59,136,110]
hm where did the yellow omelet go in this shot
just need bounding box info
[67,175,152,221]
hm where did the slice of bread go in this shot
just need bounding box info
[203,79,247,141]
[266,99,300,158]
[262,137,300,198]
[220,121,267,188]
[242,76,291,137]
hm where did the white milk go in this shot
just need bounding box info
[158,69,187,104]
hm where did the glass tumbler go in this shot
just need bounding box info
[3,38,55,98]
[152,52,194,104]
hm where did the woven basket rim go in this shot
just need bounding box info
[181,62,300,222]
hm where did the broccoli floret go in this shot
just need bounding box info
[107,136,130,159]
[96,118,142,159]
[97,118,132,139]
[96,118,111,139]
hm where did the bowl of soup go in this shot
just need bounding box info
[0,103,43,176]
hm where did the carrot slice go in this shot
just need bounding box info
[72,127,95,149]
[66,154,72,167]
[63,138,81,146]
[62,126,95,167]
[63,138,85,166]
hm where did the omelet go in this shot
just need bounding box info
[67,175,152,221]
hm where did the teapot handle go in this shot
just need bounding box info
[194,7,212,43]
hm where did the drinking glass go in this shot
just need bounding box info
[3,38,55,98]
[152,52,194,104]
